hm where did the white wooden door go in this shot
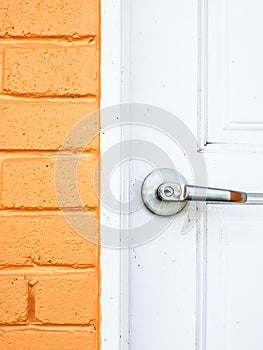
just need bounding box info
[123,0,263,349]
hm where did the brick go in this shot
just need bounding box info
[0,276,27,324]
[0,45,3,92]
[0,99,99,150]
[34,273,98,324]
[0,0,99,37]
[1,156,99,209]
[0,329,97,350]
[3,44,99,96]
[0,213,98,266]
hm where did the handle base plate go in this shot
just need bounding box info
[141,168,187,216]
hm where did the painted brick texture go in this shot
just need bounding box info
[0,330,97,350]
[1,156,98,209]
[0,1,100,349]
[34,273,98,324]
[0,213,98,267]
[0,99,98,150]
[0,0,99,37]
[3,44,99,97]
[0,277,28,324]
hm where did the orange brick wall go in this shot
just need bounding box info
[0,1,100,349]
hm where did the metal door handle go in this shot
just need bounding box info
[141,168,247,216]
[158,183,247,203]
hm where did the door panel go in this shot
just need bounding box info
[206,0,263,144]
[206,206,263,349]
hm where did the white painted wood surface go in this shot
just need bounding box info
[100,1,123,349]
[128,1,198,348]
[101,0,263,349]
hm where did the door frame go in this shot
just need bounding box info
[100,1,130,349]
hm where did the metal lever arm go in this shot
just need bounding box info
[158,183,247,203]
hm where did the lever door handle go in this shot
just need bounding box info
[157,183,247,203]
[141,168,247,216]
